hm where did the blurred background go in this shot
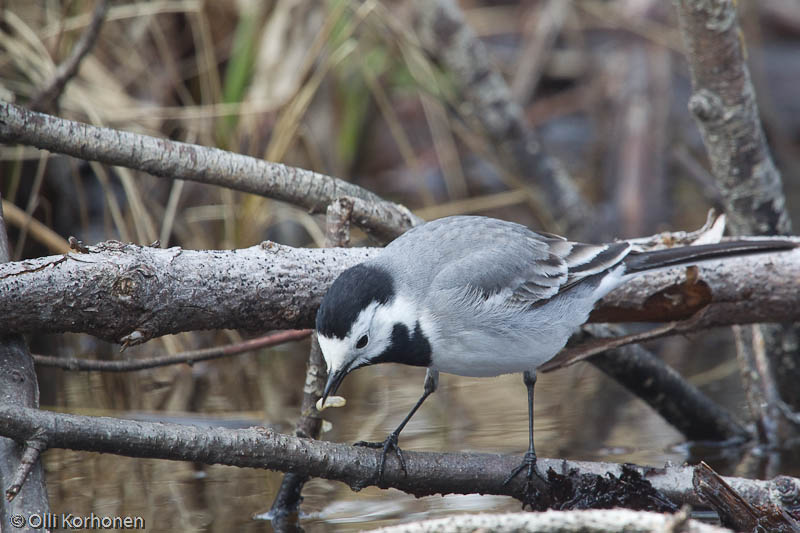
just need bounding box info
[1,0,800,531]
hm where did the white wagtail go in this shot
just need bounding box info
[315,215,795,486]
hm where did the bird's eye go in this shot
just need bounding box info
[356,335,368,349]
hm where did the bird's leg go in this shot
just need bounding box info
[355,368,439,481]
[503,370,546,494]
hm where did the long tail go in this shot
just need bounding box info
[623,239,796,273]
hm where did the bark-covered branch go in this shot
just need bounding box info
[693,462,800,532]
[578,325,750,442]
[675,0,800,443]
[592,245,799,326]
[674,0,790,236]
[0,241,797,344]
[0,101,420,241]
[0,405,797,510]
[0,196,50,526]
[371,509,733,533]
[0,242,371,344]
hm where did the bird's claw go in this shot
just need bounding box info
[503,451,546,505]
[354,432,407,481]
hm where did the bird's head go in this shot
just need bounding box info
[316,263,429,407]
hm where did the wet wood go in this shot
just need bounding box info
[2,403,800,510]
[693,462,800,532]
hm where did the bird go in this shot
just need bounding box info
[314,215,795,490]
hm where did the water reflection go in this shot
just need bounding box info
[41,330,762,532]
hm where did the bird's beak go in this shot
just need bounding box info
[320,367,347,409]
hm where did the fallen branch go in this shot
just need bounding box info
[591,243,799,325]
[0,240,796,343]
[0,242,371,344]
[0,405,797,510]
[674,0,789,236]
[0,196,50,521]
[0,102,420,241]
[693,462,800,532]
[370,509,733,533]
[675,0,800,447]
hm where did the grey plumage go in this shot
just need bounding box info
[372,215,789,313]
[376,216,627,305]
[314,215,796,483]
[346,216,631,376]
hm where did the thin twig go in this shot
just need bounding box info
[29,0,110,112]
[5,433,47,502]
[32,330,311,372]
[541,322,683,373]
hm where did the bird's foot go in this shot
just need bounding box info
[503,451,547,507]
[354,432,406,481]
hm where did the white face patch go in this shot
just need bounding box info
[317,295,423,376]
[317,334,350,374]
[317,300,385,375]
